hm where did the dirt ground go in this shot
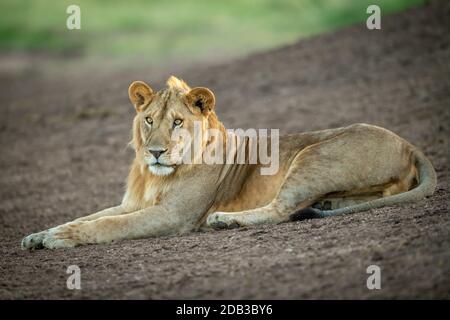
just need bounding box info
[0,1,449,299]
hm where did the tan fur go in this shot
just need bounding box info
[21,77,437,250]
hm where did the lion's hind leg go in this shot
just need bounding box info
[292,163,421,221]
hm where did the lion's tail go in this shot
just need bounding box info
[299,149,437,219]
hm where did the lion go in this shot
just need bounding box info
[21,76,437,249]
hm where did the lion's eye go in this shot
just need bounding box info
[145,117,153,125]
[173,119,183,127]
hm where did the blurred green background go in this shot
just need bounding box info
[0,0,425,64]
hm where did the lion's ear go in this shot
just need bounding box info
[128,81,154,112]
[185,87,215,116]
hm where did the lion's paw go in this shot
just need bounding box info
[21,230,48,250]
[41,222,86,249]
[207,212,241,230]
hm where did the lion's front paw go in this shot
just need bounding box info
[41,222,87,249]
[206,212,241,230]
[21,230,49,250]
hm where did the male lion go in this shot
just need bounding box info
[21,76,436,249]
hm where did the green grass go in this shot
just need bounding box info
[0,0,426,63]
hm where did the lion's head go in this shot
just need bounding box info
[128,76,223,177]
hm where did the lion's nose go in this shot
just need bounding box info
[149,149,167,159]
